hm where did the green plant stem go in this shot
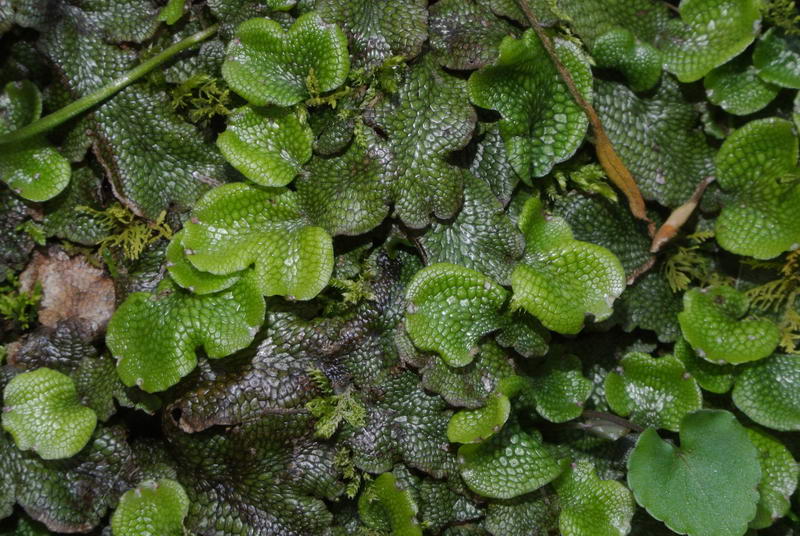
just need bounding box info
[0,24,219,145]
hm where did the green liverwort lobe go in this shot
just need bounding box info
[106,276,265,392]
[216,105,313,187]
[511,197,625,334]
[745,427,799,529]
[458,423,562,499]
[604,351,702,431]
[222,13,350,107]
[553,460,635,536]
[358,472,422,536]
[468,30,592,180]
[661,0,762,82]
[181,183,334,300]
[447,393,511,444]
[111,479,190,536]
[405,263,507,368]
[678,285,779,364]
[0,80,70,201]
[733,353,800,431]
[2,368,97,460]
[714,118,800,260]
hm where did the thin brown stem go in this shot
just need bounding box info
[514,0,654,236]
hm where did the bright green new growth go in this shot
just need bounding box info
[2,368,97,460]
[216,105,313,187]
[592,28,662,92]
[661,0,762,82]
[106,277,265,393]
[529,354,592,423]
[222,13,350,107]
[0,80,70,201]
[358,472,422,536]
[458,424,562,499]
[405,263,508,368]
[704,55,780,115]
[511,197,625,334]
[733,354,800,431]
[553,460,635,536]
[468,31,592,181]
[604,352,702,432]
[447,393,510,444]
[181,183,334,300]
[110,479,190,536]
[627,410,761,536]
[165,229,241,295]
[715,118,800,260]
[745,428,799,529]
[678,286,780,364]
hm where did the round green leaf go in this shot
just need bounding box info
[704,54,780,115]
[458,424,562,499]
[182,182,334,300]
[166,229,241,295]
[216,105,313,187]
[714,118,800,260]
[2,368,97,460]
[447,393,510,444]
[0,80,70,202]
[106,277,265,393]
[678,285,779,364]
[605,352,702,432]
[511,197,625,334]
[358,472,422,536]
[405,263,508,368]
[627,409,761,536]
[660,0,762,83]
[111,479,190,536]
[468,31,592,180]
[733,353,800,431]
[753,28,800,89]
[746,428,799,529]
[553,460,635,536]
[222,12,350,106]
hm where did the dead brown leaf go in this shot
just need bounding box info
[20,247,115,339]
